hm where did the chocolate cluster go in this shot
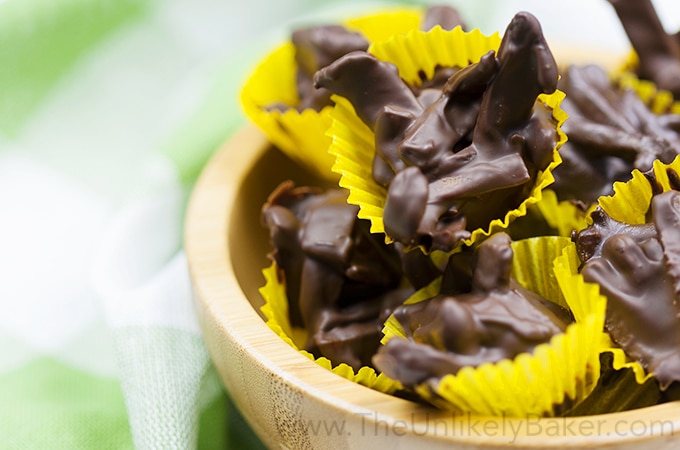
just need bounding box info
[372,233,572,386]
[315,12,560,252]
[262,181,440,370]
[551,64,680,205]
[272,5,466,113]
[249,1,680,414]
[573,171,680,389]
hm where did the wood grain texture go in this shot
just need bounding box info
[185,124,680,449]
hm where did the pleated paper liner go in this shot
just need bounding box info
[563,353,661,417]
[328,26,567,251]
[615,52,680,114]
[530,189,593,238]
[515,60,679,240]
[380,237,606,417]
[259,261,402,394]
[598,155,680,225]
[239,7,428,181]
[240,41,336,181]
[503,190,593,241]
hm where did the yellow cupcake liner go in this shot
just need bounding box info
[598,155,680,224]
[259,261,403,394]
[368,26,500,85]
[600,336,654,386]
[575,156,680,385]
[328,27,567,251]
[381,276,442,345]
[240,42,337,181]
[344,8,422,43]
[380,237,605,417]
[562,353,661,417]
[615,51,680,114]
[532,189,593,238]
[240,7,434,181]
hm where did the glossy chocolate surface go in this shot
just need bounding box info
[315,12,559,252]
[262,181,409,370]
[277,5,465,113]
[372,233,570,385]
[291,25,369,112]
[574,188,680,389]
[552,64,680,204]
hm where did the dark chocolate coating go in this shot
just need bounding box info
[574,190,680,389]
[314,51,424,128]
[608,0,680,98]
[479,11,558,136]
[552,64,680,204]
[292,25,369,112]
[283,6,467,113]
[262,181,409,370]
[316,12,559,252]
[393,242,442,290]
[573,207,656,263]
[373,233,570,385]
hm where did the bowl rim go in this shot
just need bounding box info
[185,123,680,447]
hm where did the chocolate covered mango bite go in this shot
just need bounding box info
[373,233,604,416]
[286,5,466,113]
[373,233,572,386]
[283,26,369,113]
[574,180,680,389]
[551,64,680,205]
[261,182,407,371]
[241,6,467,180]
[260,181,442,387]
[316,12,565,253]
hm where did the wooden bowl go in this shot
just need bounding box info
[185,124,680,449]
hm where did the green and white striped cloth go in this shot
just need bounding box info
[0,0,653,448]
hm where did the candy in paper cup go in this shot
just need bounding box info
[327,26,567,252]
[259,262,402,394]
[558,228,653,387]
[573,156,680,387]
[240,8,431,181]
[598,155,680,225]
[380,236,605,417]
